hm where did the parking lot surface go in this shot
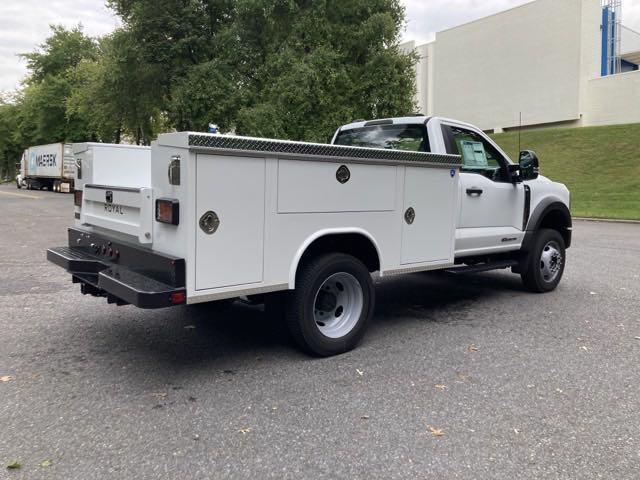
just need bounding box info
[0,183,639,479]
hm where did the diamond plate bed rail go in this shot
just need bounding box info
[187,134,462,168]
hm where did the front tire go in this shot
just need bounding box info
[285,253,375,357]
[520,228,566,293]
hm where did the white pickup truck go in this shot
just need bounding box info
[48,116,572,356]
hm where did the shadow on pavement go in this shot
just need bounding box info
[61,269,527,382]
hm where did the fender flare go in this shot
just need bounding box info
[288,228,383,289]
[521,199,572,251]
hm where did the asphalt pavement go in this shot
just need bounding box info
[0,183,639,479]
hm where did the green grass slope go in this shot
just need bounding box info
[490,123,640,220]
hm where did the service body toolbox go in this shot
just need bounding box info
[49,132,460,353]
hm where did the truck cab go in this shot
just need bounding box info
[332,116,572,289]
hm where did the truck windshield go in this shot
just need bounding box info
[334,124,429,152]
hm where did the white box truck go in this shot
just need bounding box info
[48,116,572,356]
[21,143,75,192]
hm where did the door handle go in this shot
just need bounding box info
[466,188,483,196]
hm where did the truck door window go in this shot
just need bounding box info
[334,124,430,152]
[443,125,509,182]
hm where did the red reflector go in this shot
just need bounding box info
[171,292,186,305]
[156,198,179,225]
[74,190,83,207]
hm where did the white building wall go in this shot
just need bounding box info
[403,0,639,131]
[621,26,640,54]
[400,41,434,115]
[584,70,640,126]
[578,0,603,120]
[431,0,599,131]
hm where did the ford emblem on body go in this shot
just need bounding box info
[105,190,113,204]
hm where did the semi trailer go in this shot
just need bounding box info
[20,143,75,192]
[48,116,572,357]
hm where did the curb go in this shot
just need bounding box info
[574,217,640,225]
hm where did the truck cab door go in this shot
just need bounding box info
[441,123,525,257]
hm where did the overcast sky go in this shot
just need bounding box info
[1,0,640,92]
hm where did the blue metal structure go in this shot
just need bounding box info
[601,1,622,76]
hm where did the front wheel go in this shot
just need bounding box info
[285,253,375,357]
[520,228,566,293]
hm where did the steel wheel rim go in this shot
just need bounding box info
[540,240,563,283]
[313,272,363,339]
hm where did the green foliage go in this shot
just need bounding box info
[491,123,640,220]
[109,0,417,141]
[2,1,417,170]
[170,59,243,132]
[21,25,97,84]
[0,98,22,179]
[0,25,100,176]
[11,26,98,147]
[67,30,166,144]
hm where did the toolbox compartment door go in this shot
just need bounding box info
[195,154,266,290]
[401,167,457,265]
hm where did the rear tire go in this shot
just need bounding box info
[285,253,375,357]
[520,228,566,293]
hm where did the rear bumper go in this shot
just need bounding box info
[47,228,186,309]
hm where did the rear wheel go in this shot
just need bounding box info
[285,253,375,357]
[520,228,566,293]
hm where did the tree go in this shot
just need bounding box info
[0,26,101,173]
[228,0,417,141]
[16,25,99,145]
[108,0,417,142]
[0,96,22,179]
[67,29,166,144]
[107,0,236,120]
[1,0,417,172]
[22,25,98,83]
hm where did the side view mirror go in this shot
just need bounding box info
[507,164,521,183]
[519,150,539,181]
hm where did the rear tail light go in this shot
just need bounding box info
[74,189,83,207]
[156,198,180,225]
[170,292,186,305]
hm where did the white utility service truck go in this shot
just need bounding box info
[48,116,572,356]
